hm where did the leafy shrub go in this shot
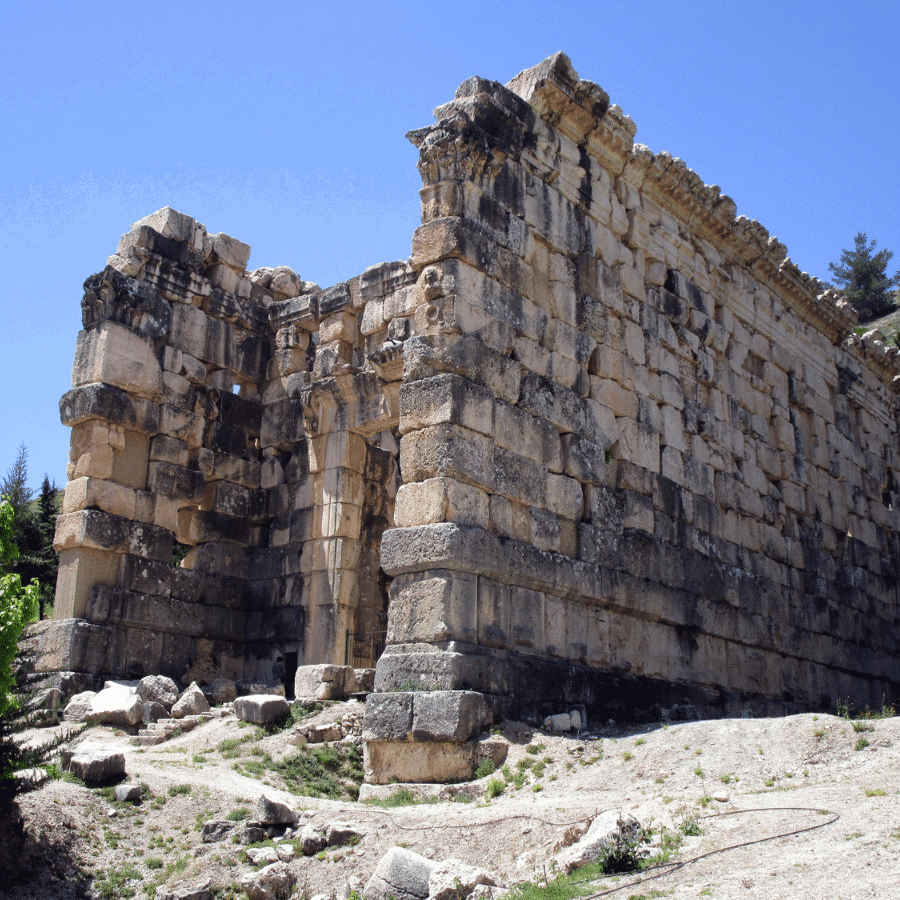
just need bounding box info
[473,758,496,779]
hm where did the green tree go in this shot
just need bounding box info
[828,232,900,322]
[0,500,39,719]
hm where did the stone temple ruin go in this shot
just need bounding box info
[33,53,900,781]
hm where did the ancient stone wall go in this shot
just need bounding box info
[38,55,900,771]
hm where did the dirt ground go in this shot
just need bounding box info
[3,701,899,900]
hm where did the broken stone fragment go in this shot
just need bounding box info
[114,783,143,802]
[238,861,295,900]
[428,859,499,900]
[137,675,179,709]
[85,684,143,727]
[171,682,210,719]
[245,846,279,866]
[142,701,171,724]
[200,820,236,843]
[294,664,358,700]
[154,876,212,900]
[252,795,298,827]
[234,694,289,725]
[325,822,365,846]
[298,823,327,855]
[207,677,237,704]
[63,690,97,722]
[365,846,436,900]
[64,746,125,784]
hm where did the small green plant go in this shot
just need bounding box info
[634,738,645,746]
[526,742,545,754]
[719,774,731,784]
[226,806,250,821]
[764,778,775,787]
[486,777,505,799]
[851,720,874,733]
[865,787,886,797]
[784,772,794,778]
[473,758,496,779]
[532,783,543,793]
[855,736,870,751]
[814,728,825,739]
[654,776,666,784]
[694,767,704,778]
[623,751,634,761]
[695,748,703,756]
[167,783,192,797]
[697,795,713,807]
[146,858,163,870]
[592,819,651,874]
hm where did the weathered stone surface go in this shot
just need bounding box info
[326,822,365,846]
[238,862,294,900]
[114,783,143,802]
[234,694,289,724]
[171,682,209,719]
[43,54,900,789]
[155,878,212,900]
[428,860,498,900]
[64,690,96,722]
[137,675,179,709]
[365,847,436,900]
[85,684,143,727]
[294,664,358,700]
[200,820,236,843]
[207,677,237,703]
[65,746,125,784]
[298,823,327,855]
[142,700,170,723]
[252,795,297,827]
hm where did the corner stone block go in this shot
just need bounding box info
[72,322,162,399]
[411,690,492,742]
[398,374,494,437]
[362,691,415,741]
[59,383,159,434]
[54,548,123,619]
[385,571,478,644]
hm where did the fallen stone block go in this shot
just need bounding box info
[154,877,212,900]
[246,846,279,866]
[200,820,236,843]
[207,677,237,703]
[64,690,96,722]
[85,685,143,727]
[234,694,289,725]
[171,682,209,718]
[137,675,179,709]
[294,664,357,700]
[114,783,143,802]
[428,859,498,900]
[326,822,365,846]
[65,747,125,784]
[143,700,171,723]
[238,861,295,900]
[365,846,436,900]
[298,823,327,855]
[252,795,298,826]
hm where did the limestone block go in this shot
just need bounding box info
[365,847,435,900]
[137,675,179,709]
[386,571,478,644]
[238,862,294,900]
[148,461,205,503]
[172,682,210,718]
[399,374,493,437]
[561,434,608,483]
[64,746,126,784]
[545,473,584,520]
[617,418,660,473]
[60,383,159,434]
[234,694,289,724]
[252,795,298,826]
[428,861,498,900]
[294,665,357,700]
[86,683,143,726]
[132,207,206,251]
[64,690,97,722]
[63,477,137,520]
[72,322,162,399]
[493,400,563,472]
[395,478,490,529]
[590,377,638,419]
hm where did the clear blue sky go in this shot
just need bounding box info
[1,1,897,494]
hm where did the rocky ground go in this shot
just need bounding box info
[3,702,900,900]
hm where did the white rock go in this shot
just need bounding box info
[137,675,179,709]
[246,847,279,866]
[239,861,294,900]
[86,684,143,726]
[544,713,572,732]
[171,682,209,719]
[366,846,436,900]
[234,694,289,725]
[64,690,97,722]
[428,859,497,900]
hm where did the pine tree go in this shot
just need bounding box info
[1,444,32,514]
[828,232,900,322]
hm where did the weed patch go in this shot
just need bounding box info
[275,744,363,800]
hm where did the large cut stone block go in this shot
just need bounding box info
[72,322,162,399]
